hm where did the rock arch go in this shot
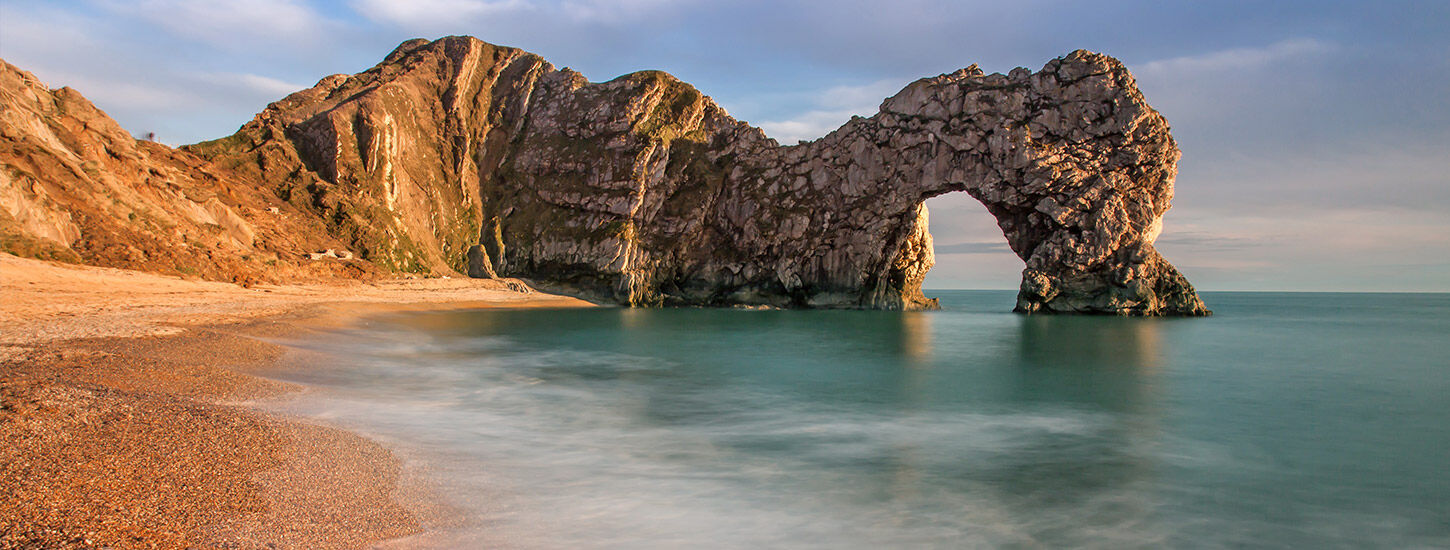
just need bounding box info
[684,52,1210,315]
[196,37,1209,315]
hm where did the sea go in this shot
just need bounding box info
[261,291,1450,549]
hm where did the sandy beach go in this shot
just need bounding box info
[0,253,592,548]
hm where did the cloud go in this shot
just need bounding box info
[558,0,689,23]
[1130,33,1450,288]
[351,0,533,27]
[1128,37,1351,145]
[757,111,858,144]
[204,73,307,98]
[1156,205,1450,291]
[935,241,1013,255]
[350,0,689,29]
[1175,143,1450,215]
[33,69,198,111]
[90,0,332,47]
[14,66,296,124]
[1137,38,1336,76]
[755,79,906,143]
[0,7,95,48]
[811,79,909,110]
[0,2,345,144]
[1153,231,1265,250]
[750,37,1342,145]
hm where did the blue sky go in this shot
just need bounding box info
[2,0,1447,291]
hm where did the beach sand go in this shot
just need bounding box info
[0,253,592,548]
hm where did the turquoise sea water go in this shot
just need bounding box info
[267,291,1450,549]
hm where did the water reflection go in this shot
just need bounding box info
[1011,315,1164,411]
[898,311,934,363]
[977,315,1167,546]
[1016,315,1164,370]
[877,312,933,506]
[617,306,649,330]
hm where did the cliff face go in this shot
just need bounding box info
[0,61,367,284]
[190,36,1206,314]
[2,36,1208,315]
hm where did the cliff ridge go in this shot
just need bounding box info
[3,37,1209,315]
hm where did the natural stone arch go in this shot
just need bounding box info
[478,47,1208,315]
[686,51,1210,315]
[197,37,1208,315]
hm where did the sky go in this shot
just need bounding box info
[2,0,1447,291]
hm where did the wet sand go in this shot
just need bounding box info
[0,253,592,548]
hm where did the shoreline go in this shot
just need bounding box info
[0,253,592,548]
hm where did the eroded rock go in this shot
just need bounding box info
[184,36,1208,315]
[0,60,364,282]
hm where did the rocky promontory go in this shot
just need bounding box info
[2,36,1209,315]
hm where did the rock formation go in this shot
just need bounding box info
[189,36,1207,315]
[0,61,371,283]
[2,36,1209,315]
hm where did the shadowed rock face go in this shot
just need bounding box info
[192,36,1209,315]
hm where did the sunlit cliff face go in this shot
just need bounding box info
[184,37,1206,314]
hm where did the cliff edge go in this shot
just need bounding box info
[3,37,1209,315]
[0,61,373,284]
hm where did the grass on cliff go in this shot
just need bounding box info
[0,231,82,264]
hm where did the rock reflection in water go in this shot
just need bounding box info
[983,315,1167,547]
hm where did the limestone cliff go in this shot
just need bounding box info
[0,61,372,283]
[188,36,1207,314]
[2,36,1209,315]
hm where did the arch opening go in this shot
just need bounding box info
[922,193,1025,295]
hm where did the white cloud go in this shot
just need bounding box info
[1160,139,1450,290]
[758,110,859,144]
[0,7,94,49]
[351,0,533,27]
[0,2,337,143]
[91,0,330,46]
[205,72,307,98]
[1159,205,1450,291]
[756,79,907,143]
[350,0,692,31]
[8,64,302,117]
[1137,38,1335,76]
[1177,142,1450,213]
[558,0,689,23]
[32,69,200,111]
[754,39,1341,145]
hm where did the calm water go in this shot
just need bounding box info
[265,291,1450,549]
